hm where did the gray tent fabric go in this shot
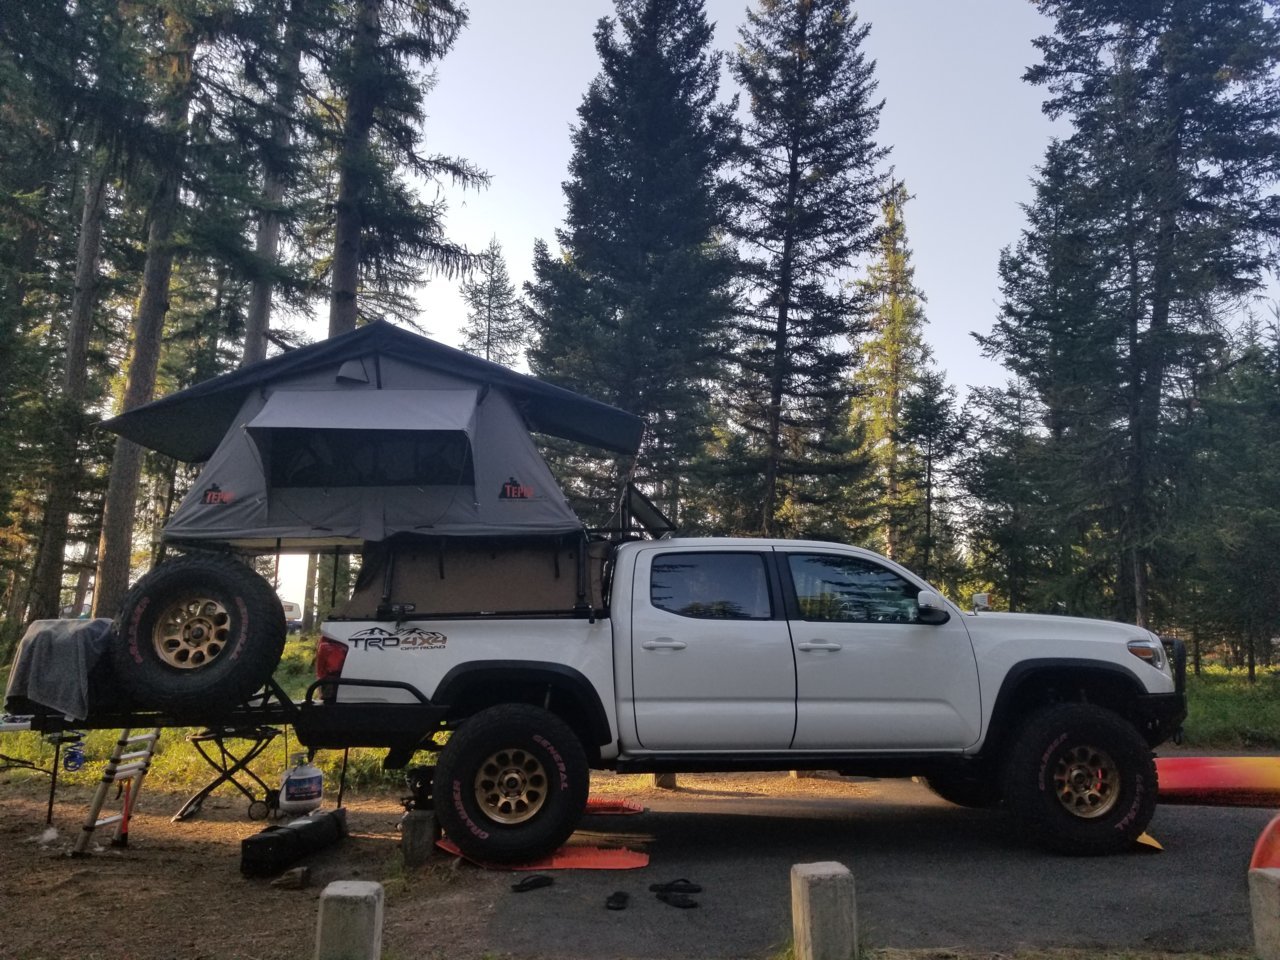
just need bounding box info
[247,388,478,434]
[101,321,645,459]
[162,361,586,548]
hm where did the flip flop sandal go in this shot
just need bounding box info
[511,874,554,893]
[605,891,629,911]
[656,891,698,909]
[648,879,702,894]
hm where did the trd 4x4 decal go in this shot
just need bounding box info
[348,626,447,651]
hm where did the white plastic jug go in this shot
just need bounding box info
[279,752,323,815]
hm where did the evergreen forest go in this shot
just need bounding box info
[2,0,1278,677]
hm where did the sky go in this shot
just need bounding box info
[408,0,1061,395]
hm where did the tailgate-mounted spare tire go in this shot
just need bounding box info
[113,553,286,715]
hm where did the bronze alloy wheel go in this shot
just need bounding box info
[153,596,232,669]
[1052,743,1120,819]
[475,748,548,824]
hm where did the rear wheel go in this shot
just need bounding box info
[1003,703,1156,855]
[112,553,286,715]
[434,704,588,863]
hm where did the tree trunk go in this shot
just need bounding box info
[328,0,381,337]
[761,134,803,536]
[72,542,96,617]
[302,551,318,631]
[93,21,194,616]
[28,162,108,620]
[243,0,305,365]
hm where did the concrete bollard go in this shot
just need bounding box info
[791,861,857,960]
[651,773,678,789]
[315,880,384,960]
[1251,868,1280,960]
[400,810,439,867]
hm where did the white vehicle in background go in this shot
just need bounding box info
[280,600,303,634]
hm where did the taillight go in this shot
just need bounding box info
[315,637,349,701]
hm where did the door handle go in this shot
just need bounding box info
[642,639,687,651]
[796,641,842,652]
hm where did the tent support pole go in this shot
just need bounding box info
[381,549,395,606]
[575,533,587,605]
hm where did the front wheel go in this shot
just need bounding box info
[434,704,589,863]
[1003,703,1156,855]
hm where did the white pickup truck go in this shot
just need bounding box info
[314,537,1186,862]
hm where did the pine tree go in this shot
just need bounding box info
[1013,0,1280,625]
[326,0,484,335]
[242,0,309,365]
[94,6,200,616]
[955,382,1054,613]
[899,368,967,584]
[526,0,738,526]
[729,0,886,536]
[852,180,931,561]
[978,141,1128,616]
[459,237,524,365]
[1173,320,1280,677]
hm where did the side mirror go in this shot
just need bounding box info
[971,592,990,613]
[917,590,951,625]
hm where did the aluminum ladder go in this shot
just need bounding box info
[72,727,162,856]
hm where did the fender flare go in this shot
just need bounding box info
[433,660,612,746]
[981,657,1147,756]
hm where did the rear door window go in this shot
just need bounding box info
[649,552,773,620]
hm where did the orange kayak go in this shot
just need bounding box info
[1157,756,1280,808]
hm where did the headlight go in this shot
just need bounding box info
[1127,637,1167,673]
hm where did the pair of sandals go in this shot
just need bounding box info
[607,878,702,910]
[511,874,702,910]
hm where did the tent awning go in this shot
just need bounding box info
[100,322,645,460]
[246,389,478,435]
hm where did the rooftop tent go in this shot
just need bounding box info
[102,321,645,461]
[102,323,646,550]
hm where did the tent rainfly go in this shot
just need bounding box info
[101,322,646,550]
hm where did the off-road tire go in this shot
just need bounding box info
[1003,703,1156,855]
[434,704,588,863]
[923,771,1003,809]
[112,553,286,715]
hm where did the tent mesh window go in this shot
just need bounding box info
[268,429,474,488]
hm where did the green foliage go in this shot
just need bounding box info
[526,0,739,528]
[1183,668,1280,749]
[459,237,525,366]
[851,182,966,578]
[725,0,886,536]
[973,0,1280,626]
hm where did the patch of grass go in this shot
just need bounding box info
[274,637,317,699]
[1181,667,1280,749]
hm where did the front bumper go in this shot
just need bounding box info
[1134,636,1187,746]
[1132,691,1187,747]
